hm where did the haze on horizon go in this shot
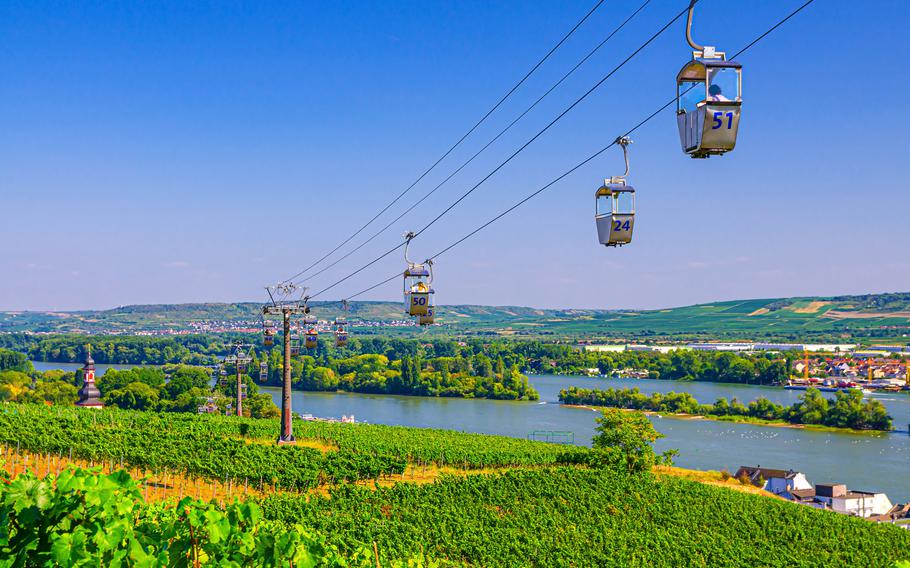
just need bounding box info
[2,1,907,312]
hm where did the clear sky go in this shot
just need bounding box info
[2,0,908,311]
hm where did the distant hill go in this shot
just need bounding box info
[2,293,909,342]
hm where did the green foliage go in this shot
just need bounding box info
[526,347,788,385]
[254,349,539,401]
[20,381,79,406]
[559,387,894,431]
[244,393,281,419]
[0,371,33,402]
[97,367,166,396]
[0,348,33,373]
[106,381,160,411]
[0,369,80,406]
[823,389,893,430]
[589,409,664,473]
[22,335,218,365]
[164,365,211,399]
[259,467,910,567]
[0,467,373,566]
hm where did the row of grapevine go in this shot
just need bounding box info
[259,468,910,567]
[0,405,406,490]
[188,413,584,468]
[2,404,583,470]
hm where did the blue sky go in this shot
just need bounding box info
[1,0,908,311]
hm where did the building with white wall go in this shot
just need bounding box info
[735,466,812,497]
[813,484,893,518]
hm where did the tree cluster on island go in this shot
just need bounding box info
[559,386,893,431]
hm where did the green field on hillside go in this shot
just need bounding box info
[3,292,910,342]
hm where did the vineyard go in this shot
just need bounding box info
[0,467,438,566]
[1,405,909,565]
[0,405,582,491]
[259,468,910,567]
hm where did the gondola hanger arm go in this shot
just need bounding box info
[685,0,704,52]
[403,231,417,266]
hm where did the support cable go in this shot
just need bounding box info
[291,0,653,287]
[279,0,607,284]
[304,3,692,299]
[326,0,817,304]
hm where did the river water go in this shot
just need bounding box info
[29,361,910,502]
[261,375,910,502]
[31,361,145,376]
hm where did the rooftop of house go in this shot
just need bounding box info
[840,491,883,499]
[735,466,801,480]
[789,488,817,501]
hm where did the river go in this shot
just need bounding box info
[261,375,910,502]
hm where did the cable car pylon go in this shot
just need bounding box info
[261,282,310,445]
[221,341,252,417]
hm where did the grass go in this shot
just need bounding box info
[1,449,271,503]
[1,440,543,504]
[654,465,773,497]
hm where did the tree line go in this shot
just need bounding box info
[4,333,794,386]
[255,350,538,401]
[559,386,893,431]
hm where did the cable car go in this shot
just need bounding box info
[417,307,435,326]
[676,2,742,158]
[335,329,348,347]
[334,300,349,347]
[259,361,268,382]
[334,318,348,347]
[595,137,635,247]
[263,320,276,347]
[303,314,318,349]
[304,328,318,349]
[404,264,433,316]
[290,325,301,356]
[402,233,435,317]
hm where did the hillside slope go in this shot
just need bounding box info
[2,292,909,341]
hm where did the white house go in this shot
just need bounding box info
[735,466,812,497]
[814,484,893,518]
